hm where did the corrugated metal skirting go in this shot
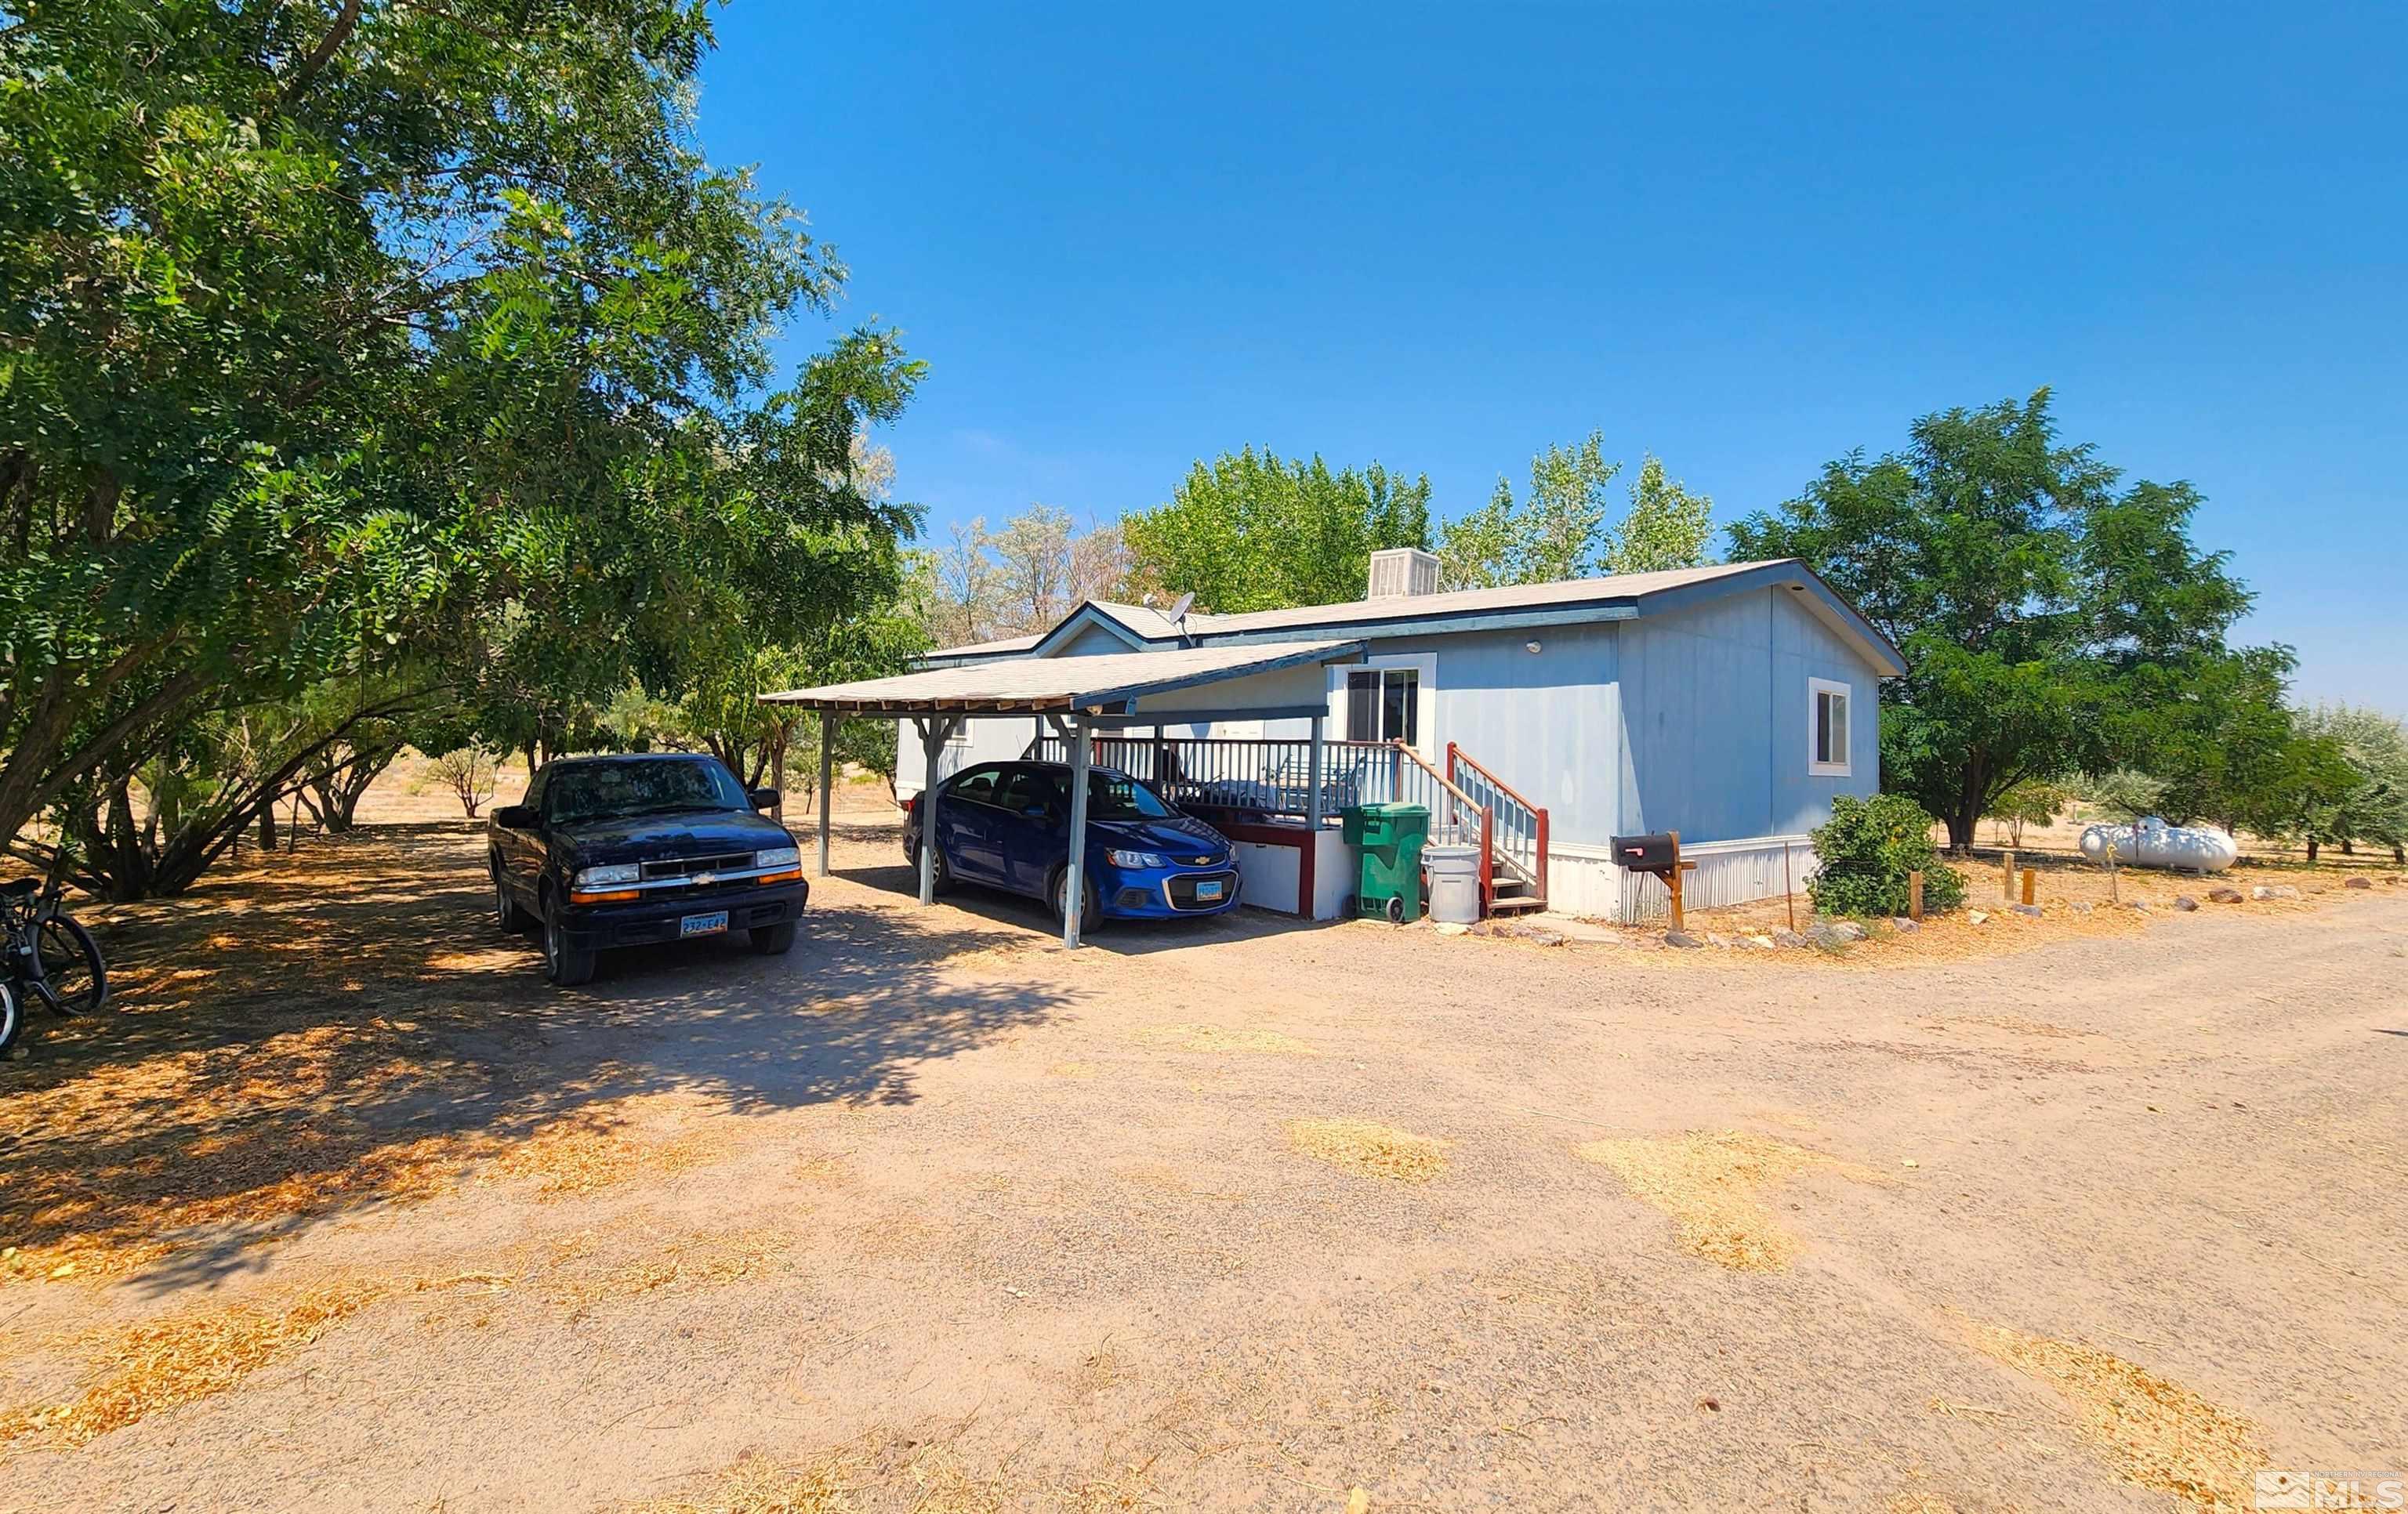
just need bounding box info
[1547,835,1817,923]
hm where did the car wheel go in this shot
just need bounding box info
[541,897,597,986]
[750,922,797,954]
[908,838,955,895]
[1050,867,1103,931]
[494,863,529,933]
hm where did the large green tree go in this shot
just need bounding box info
[1437,436,1715,589]
[0,0,918,855]
[1123,447,1430,612]
[1729,389,2258,850]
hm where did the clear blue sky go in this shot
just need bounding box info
[698,2,2404,714]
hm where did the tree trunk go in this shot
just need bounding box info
[259,803,277,852]
[2338,837,2354,856]
[1944,804,1976,854]
[2306,836,2319,862]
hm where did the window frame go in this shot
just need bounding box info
[1807,676,1852,777]
[1344,666,1422,747]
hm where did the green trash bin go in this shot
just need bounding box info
[1340,802,1431,923]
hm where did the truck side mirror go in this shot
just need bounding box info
[749,788,781,810]
[492,804,535,828]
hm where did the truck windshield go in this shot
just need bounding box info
[546,760,749,825]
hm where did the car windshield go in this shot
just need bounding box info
[546,759,748,825]
[1087,772,1174,821]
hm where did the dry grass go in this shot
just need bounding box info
[1572,1130,1888,1271]
[625,1449,861,1513]
[626,1442,1155,1514]
[1286,1119,1450,1183]
[1137,1023,1318,1056]
[1971,1324,2268,1514]
[1047,1060,1100,1080]
[543,1230,791,1311]
[0,1280,386,1450]
[489,1092,732,1197]
[1,1087,733,1288]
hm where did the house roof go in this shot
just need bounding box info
[760,639,1366,716]
[923,559,1908,676]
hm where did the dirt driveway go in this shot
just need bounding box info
[3,802,2404,1512]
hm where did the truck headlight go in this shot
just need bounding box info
[1105,849,1166,869]
[754,845,801,870]
[573,863,641,888]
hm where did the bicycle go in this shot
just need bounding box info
[1,868,108,1054]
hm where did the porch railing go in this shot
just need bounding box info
[1448,741,1547,900]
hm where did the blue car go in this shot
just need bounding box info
[902,760,1242,924]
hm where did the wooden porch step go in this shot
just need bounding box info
[1486,894,1548,914]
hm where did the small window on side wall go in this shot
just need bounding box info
[1808,678,1851,777]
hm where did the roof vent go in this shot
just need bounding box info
[1366,547,1441,599]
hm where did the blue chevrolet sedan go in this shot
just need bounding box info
[902,761,1242,924]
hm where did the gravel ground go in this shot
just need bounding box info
[3,795,2404,1512]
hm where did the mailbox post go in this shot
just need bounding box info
[1611,829,1696,929]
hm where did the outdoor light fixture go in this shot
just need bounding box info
[1525,640,1543,654]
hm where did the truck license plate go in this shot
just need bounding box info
[1194,879,1224,900]
[680,910,729,937]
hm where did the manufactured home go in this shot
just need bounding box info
[880,552,1905,922]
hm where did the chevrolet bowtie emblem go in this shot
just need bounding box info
[691,871,717,886]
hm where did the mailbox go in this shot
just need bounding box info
[1611,831,1680,874]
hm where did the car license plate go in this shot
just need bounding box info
[1194,879,1224,900]
[680,911,729,938]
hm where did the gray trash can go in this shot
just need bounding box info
[1422,842,1481,925]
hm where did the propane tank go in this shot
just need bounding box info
[2079,816,2239,872]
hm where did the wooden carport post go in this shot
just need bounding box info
[1063,712,1091,948]
[815,715,834,878]
[912,715,960,907]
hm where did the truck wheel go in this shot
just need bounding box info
[750,922,796,954]
[494,860,529,934]
[541,896,597,986]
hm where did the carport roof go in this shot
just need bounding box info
[759,638,1365,716]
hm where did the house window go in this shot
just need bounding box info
[1346,668,1419,746]
[1808,678,1851,776]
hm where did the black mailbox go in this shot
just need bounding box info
[1611,831,1680,874]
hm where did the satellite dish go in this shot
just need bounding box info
[1166,592,1195,627]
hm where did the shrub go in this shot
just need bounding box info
[1808,793,1966,918]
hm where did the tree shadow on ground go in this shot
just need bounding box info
[0,824,1068,1297]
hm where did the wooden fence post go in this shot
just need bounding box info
[2002,849,2016,900]
[2021,867,2036,906]
[1909,870,1924,922]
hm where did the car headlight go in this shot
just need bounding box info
[574,862,641,888]
[754,845,801,870]
[1105,849,1167,869]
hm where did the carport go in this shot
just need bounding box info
[760,639,1366,947]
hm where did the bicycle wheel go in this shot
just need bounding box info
[0,981,19,1055]
[34,914,106,1016]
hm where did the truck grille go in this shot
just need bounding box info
[640,851,755,882]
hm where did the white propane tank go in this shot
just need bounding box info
[2078,816,2239,872]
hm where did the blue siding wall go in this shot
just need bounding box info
[1427,624,1620,846]
[1768,586,1882,833]
[1615,588,1880,843]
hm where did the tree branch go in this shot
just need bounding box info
[283,0,364,103]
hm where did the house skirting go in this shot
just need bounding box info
[1546,834,1819,923]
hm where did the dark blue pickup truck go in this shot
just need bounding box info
[488,753,809,985]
